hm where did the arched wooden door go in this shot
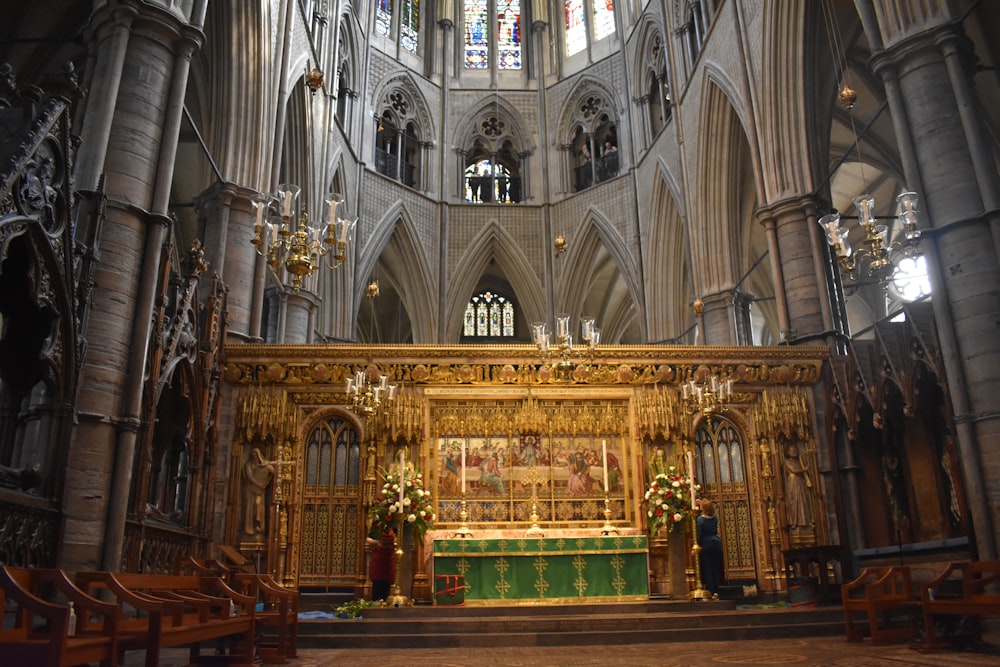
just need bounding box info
[694,416,757,584]
[295,415,363,590]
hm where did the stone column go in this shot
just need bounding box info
[756,196,824,344]
[194,182,259,341]
[65,0,206,573]
[699,292,735,346]
[863,2,1000,559]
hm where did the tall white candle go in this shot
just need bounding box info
[687,450,696,510]
[282,191,292,217]
[398,450,405,507]
[602,440,609,493]
[460,442,466,494]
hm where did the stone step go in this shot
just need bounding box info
[293,602,845,649]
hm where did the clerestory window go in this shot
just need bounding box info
[464,0,523,70]
[565,0,615,57]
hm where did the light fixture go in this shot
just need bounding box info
[346,368,398,421]
[250,184,355,291]
[554,234,567,257]
[306,67,324,93]
[818,191,922,282]
[682,374,734,417]
[531,314,601,382]
[819,81,923,283]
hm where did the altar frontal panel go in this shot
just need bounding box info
[433,535,649,604]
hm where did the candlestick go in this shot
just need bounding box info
[602,440,609,493]
[398,450,405,508]
[460,442,466,494]
[687,450,696,510]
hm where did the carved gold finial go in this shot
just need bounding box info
[367,279,380,298]
[692,298,704,315]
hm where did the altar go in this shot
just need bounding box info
[432,534,650,604]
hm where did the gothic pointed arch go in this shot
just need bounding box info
[555,76,622,139]
[355,202,437,343]
[195,0,275,187]
[443,220,545,343]
[455,95,535,157]
[645,163,691,342]
[555,210,642,343]
[693,76,759,297]
[371,70,436,142]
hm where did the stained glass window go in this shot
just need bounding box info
[592,0,614,40]
[376,0,392,36]
[464,304,476,335]
[565,0,585,55]
[465,0,489,68]
[476,302,488,335]
[497,0,522,69]
[466,291,515,338]
[401,0,419,52]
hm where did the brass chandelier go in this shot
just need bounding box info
[251,184,355,291]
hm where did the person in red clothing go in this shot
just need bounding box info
[367,521,396,601]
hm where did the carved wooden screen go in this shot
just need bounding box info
[694,416,756,582]
[297,416,362,589]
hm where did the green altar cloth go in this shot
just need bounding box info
[432,535,649,604]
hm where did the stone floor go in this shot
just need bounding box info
[129,637,1000,667]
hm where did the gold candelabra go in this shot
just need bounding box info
[531,314,600,381]
[523,466,546,537]
[346,369,398,421]
[682,375,734,417]
[250,184,355,291]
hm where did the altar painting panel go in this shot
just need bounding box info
[435,433,629,525]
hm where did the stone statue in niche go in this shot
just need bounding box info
[783,443,813,529]
[243,447,275,537]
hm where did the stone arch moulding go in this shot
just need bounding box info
[454,95,536,157]
[555,209,644,331]
[631,17,664,93]
[555,76,622,139]
[371,71,436,140]
[355,200,437,342]
[443,220,546,342]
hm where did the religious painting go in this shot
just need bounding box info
[434,432,627,525]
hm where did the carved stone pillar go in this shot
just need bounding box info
[862,1,1000,559]
[756,196,824,344]
[195,182,259,341]
[699,291,735,346]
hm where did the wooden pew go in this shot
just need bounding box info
[0,566,119,667]
[176,555,298,662]
[233,571,299,662]
[75,571,256,667]
[920,560,1000,650]
[840,565,917,644]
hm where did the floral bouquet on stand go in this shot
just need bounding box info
[644,463,698,533]
[370,466,436,539]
